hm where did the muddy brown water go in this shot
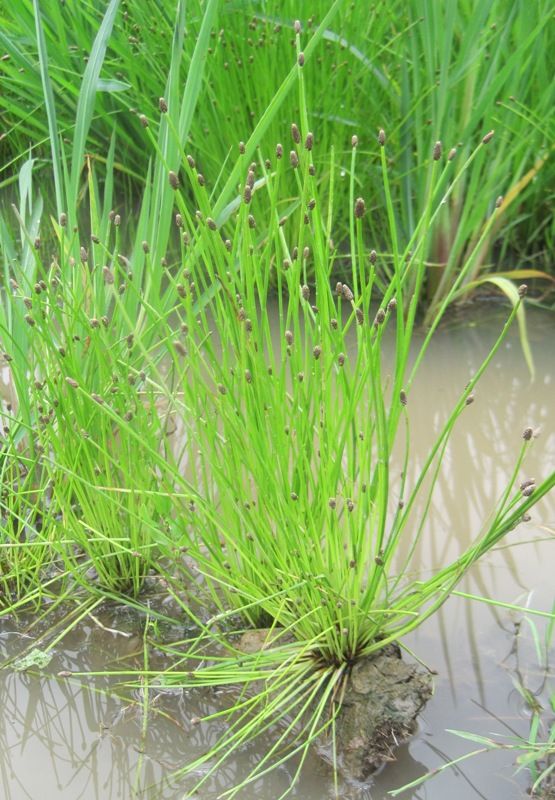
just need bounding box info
[1,306,554,799]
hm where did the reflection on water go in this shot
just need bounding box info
[1,308,553,799]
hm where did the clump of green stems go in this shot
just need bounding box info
[28,128,551,796]
[0,2,554,793]
[1,0,553,300]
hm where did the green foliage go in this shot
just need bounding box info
[0,0,553,795]
[1,0,553,289]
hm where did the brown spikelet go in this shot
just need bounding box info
[168,171,180,190]
[354,197,365,218]
[341,284,354,302]
[378,128,386,146]
[482,130,495,144]
[159,97,168,113]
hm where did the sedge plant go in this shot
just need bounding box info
[65,116,555,797]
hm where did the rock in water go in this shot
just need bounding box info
[318,644,433,782]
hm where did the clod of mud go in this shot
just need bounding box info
[533,766,555,800]
[238,631,433,783]
[319,643,433,782]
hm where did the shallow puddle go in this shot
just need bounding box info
[1,306,553,799]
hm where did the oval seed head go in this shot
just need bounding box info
[102,266,114,284]
[495,195,503,208]
[294,19,301,34]
[186,154,196,169]
[342,284,354,302]
[400,390,408,406]
[291,122,301,143]
[378,128,386,146]
[301,284,310,301]
[239,141,246,154]
[159,97,168,113]
[276,143,283,159]
[248,214,256,229]
[374,308,386,326]
[433,140,442,161]
[139,114,149,128]
[305,131,314,150]
[465,393,475,405]
[313,345,321,360]
[197,173,205,186]
[91,393,104,405]
[80,246,88,263]
[351,134,358,148]
[354,197,366,218]
[175,213,183,228]
[298,51,305,66]
[142,240,150,253]
[448,147,457,161]
[518,284,528,298]
[369,249,377,265]
[338,352,345,366]
[244,369,252,384]
[244,184,252,203]
[66,377,79,389]
[309,163,316,176]
[387,298,397,312]
[285,329,294,345]
[331,318,338,330]
[59,212,67,227]
[168,170,180,190]
[207,217,217,231]
[217,383,227,395]
[522,426,533,441]
[290,150,299,168]
[355,307,364,325]
[482,130,495,144]
[328,497,336,509]
[297,372,304,382]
